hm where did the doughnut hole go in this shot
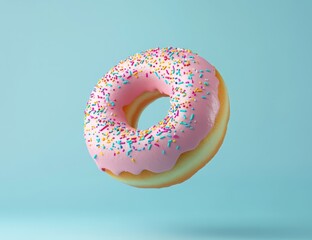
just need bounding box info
[123,91,170,130]
[137,95,170,130]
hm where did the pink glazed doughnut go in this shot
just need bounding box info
[84,47,230,188]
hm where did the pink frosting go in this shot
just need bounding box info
[84,47,220,175]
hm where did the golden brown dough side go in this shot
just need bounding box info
[105,70,230,188]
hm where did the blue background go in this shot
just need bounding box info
[1,0,312,239]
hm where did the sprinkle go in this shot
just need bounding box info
[148,144,152,150]
[199,73,203,78]
[162,150,166,155]
[154,72,160,79]
[93,154,97,159]
[127,149,132,156]
[188,73,194,79]
[167,139,173,147]
[176,146,180,150]
[131,158,136,163]
[201,96,207,99]
[183,60,190,66]
[99,125,109,132]
[190,114,195,120]
[204,81,209,86]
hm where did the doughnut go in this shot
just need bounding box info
[84,47,230,188]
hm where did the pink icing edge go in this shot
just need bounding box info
[84,47,220,175]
